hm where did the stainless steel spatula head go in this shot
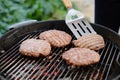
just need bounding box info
[62,0,96,39]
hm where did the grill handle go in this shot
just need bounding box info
[9,20,37,30]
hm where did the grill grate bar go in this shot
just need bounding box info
[0,31,119,80]
[96,41,113,80]
[100,40,111,64]
[68,70,78,79]
[99,44,115,80]
[0,50,19,68]
[25,50,56,79]
[51,63,65,80]
[0,52,20,72]
[1,33,40,78]
[104,48,117,80]
[0,32,38,61]
[82,50,101,80]
[34,48,66,79]
[19,59,43,80]
[6,57,24,74]
[41,44,74,80]
[92,41,113,80]
[31,43,73,79]
[11,59,32,79]
[14,60,36,79]
[25,48,60,79]
[56,67,69,79]
[82,41,108,79]
[45,59,63,79]
[82,69,92,80]
[72,70,80,80]
[41,58,63,79]
[77,40,110,80]
[11,33,39,79]
[8,58,28,78]
[0,33,38,66]
[52,53,74,79]
[0,46,20,63]
[53,39,75,80]
[77,69,84,79]
[89,40,110,79]
[0,34,30,59]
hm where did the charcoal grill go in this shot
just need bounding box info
[0,20,120,80]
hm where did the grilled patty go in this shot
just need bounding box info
[73,34,105,50]
[19,39,51,57]
[62,48,100,66]
[39,30,72,47]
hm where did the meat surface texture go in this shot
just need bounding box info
[73,34,105,50]
[19,39,51,57]
[62,48,100,66]
[39,30,72,47]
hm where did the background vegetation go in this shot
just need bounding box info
[0,0,67,36]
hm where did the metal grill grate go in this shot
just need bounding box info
[0,32,119,80]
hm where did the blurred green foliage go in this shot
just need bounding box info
[0,0,67,36]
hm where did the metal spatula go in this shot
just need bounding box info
[62,0,96,39]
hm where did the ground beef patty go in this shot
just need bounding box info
[73,34,105,50]
[62,48,100,66]
[19,39,51,57]
[39,30,72,47]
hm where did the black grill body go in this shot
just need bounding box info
[0,20,120,80]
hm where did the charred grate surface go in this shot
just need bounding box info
[0,32,119,80]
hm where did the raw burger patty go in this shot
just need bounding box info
[39,30,72,47]
[73,34,105,50]
[19,39,51,57]
[62,48,100,66]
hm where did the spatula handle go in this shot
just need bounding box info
[62,0,72,9]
